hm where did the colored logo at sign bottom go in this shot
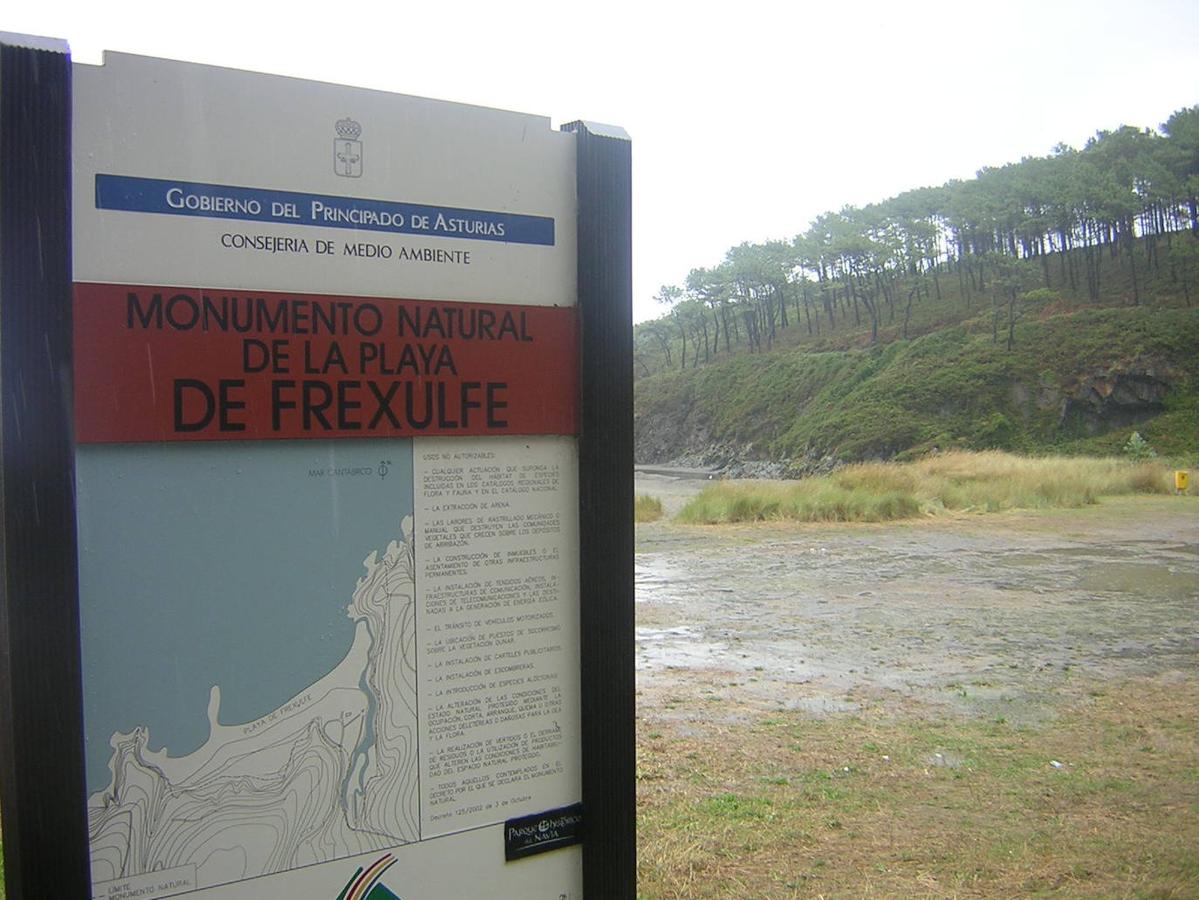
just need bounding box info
[335,854,400,900]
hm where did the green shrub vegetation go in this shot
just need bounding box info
[637,307,1199,465]
[1123,430,1157,459]
[676,451,1186,524]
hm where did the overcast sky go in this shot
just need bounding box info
[8,0,1199,321]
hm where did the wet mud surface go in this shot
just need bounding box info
[634,473,1199,726]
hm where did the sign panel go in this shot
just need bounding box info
[73,284,578,443]
[71,52,583,899]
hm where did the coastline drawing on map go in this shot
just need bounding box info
[88,521,418,889]
[76,441,418,894]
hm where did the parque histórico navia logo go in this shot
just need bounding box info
[334,853,400,900]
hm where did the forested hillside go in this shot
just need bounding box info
[634,107,1199,473]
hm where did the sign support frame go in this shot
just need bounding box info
[565,120,636,899]
[0,34,92,900]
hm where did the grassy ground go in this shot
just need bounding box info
[677,452,1191,524]
[637,676,1199,898]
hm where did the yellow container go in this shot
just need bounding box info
[1177,470,1191,493]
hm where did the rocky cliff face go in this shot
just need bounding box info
[634,396,709,467]
[1058,367,1176,433]
[634,400,833,478]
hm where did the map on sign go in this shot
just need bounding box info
[77,440,418,893]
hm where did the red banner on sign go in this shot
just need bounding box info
[74,283,579,443]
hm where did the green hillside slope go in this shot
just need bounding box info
[635,306,1199,473]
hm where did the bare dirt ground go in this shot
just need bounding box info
[635,472,1199,727]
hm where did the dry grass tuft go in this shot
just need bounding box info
[636,494,665,523]
[677,451,1190,524]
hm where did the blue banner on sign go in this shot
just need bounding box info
[94,175,555,246]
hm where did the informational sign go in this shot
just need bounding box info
[67,51,586,900]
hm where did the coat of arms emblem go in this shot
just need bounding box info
[334,118,363,177]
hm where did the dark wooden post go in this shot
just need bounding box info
[562,119,635,898]
[0,33,91,900]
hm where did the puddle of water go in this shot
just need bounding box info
[999,552,1060,567]
[1076,562,1199,600]
[637,640,730,670]
[636,625,731,670]
[636,626,699,641]
[636,560,690,604]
